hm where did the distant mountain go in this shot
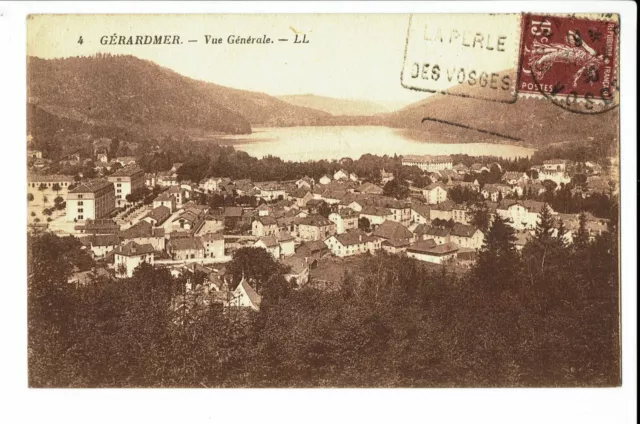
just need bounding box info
[277,94,391,116]
[384,79,618,149]
[27,55,331,139]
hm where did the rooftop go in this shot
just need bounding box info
[109,164,144,178]
[69,179,113,194]
[115,241,155,257]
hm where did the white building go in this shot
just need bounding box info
[496,200,554,230]
[401,155,453,172]
[406,240,459,264]
[229,278,262,311]
[422,184,448,205]
[114,241,155,278]
[328,208,359,234]
[66,179,115,222]
[324,230,382,258]
[107,164,145,207]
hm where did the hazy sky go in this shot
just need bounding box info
[27,14,432,109]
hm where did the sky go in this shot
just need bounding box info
[27,14,433,109]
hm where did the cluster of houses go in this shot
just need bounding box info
[29,152,613,312]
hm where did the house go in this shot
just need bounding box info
[295,176,314,189]
[142,205,171,227]
[449,223,484,250]
[380,169,394,184]
[418,225,451,245]
[281,255,310,286]
[496,200,554,230]
[107,164,145,207]
[290,188,314,207]
[324,229,382,258]
[115,156,137,167]
[153,192,177,213]
[406,241,459,264]
[257,203,271,216]
[164,186,188,208]
[256,182,286,201]
[429,200,456,222]
[543,159,569,172]
[199,177,224,192]
[319,175,332,185]
[66,179,115,222]
[114,241,155,278]
[195,214,225,236]
[328,208,359,234]
[252,215,278,237]
[423,183,448,205]
[411,202,431,225]
[502,171,530,185]
[481,184,511,202]
[167,236,205,261]
[201,233,225,258]
[229,278,262,311]
[254,236,281,259]
[363,197,412,226]
[295,215,336,241]
[296,240,329,263]
[401,155,453,172]
[277,230,296,257]
[470,163,489,173]
[349,172,359,182]
[355,182,384,195]
[451,203,471,224]
[333,169,349,181]
[453,163,469,174]
[438,169,462,182]
[119,220,166,251]
[75,218,120,235]
[360,205,394,228]
[373,220,414,253]
[171,208,205,232]
[79,234,121,258]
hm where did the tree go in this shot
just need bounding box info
[470,202,491,233]
[358,217,371,232]
[383,179,409,200]
[225,247,289,295]
[27,193,34,202]
[318,201,332,218]
[573,211,590,249]
[474,214,518,290]
[52,183,61,194]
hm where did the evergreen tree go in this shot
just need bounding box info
[573,211,590,249]
[474,215,518,291]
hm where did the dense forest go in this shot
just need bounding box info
[28,207,620,388]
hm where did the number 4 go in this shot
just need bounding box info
[77,36,83,45]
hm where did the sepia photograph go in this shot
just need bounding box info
[21,9,627,393]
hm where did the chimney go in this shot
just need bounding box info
[359,235,362,242]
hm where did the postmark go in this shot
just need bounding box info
[400,14,523,104]
[519,13,620,114]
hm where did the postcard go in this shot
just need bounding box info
[25,12,622,390]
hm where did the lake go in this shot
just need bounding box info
[220,126,535,161]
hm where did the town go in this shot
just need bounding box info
[27,143,617,312]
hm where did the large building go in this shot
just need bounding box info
[108,164,145,207]
[66,179,115,222]
[401,155,453,172]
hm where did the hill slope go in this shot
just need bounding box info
[384,80,618,149]
[27,55,331,138]
[277,94,390,116]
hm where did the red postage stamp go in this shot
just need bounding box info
[519,14,619,113]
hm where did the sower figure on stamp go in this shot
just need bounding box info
[527,30,605,87]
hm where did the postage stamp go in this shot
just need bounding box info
[519,13,620,114]
[400,14,523,104]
